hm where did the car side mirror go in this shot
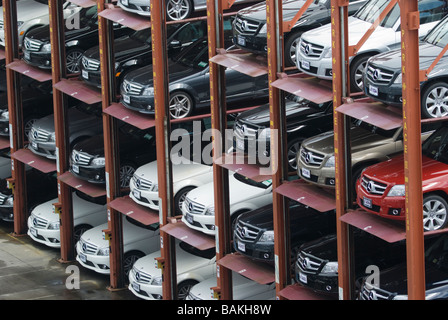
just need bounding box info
[169,39,182,51]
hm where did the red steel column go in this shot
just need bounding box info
[207,0,232,300]
[151,0,177,300]
[400,0,426,300]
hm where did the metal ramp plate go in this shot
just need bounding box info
[214,152,272,182]
[12,148,56,173]
[161,221,215,251]
[6,60,52,82]
[274,179,336,212]
[278,283,336,300]
[209,49,268,77]
[54,78,102,105]
[99,7,151,31]
[109,195,159,226]
[58,171,106,198]
[105,103,156,130]
[217,253,275,285]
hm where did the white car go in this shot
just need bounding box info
[186,273,276,300]
[118,0,258,21]
[76,215,160,275]
[0,1,80,48]
[27,191,107,248]
[128,240,216,300]
[296,0,446,92]
[181,172,273,235]
[130,157,213,214]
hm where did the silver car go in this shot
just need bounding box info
[118,0,258,21]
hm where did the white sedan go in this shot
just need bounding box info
[181,172,273,235]
[128,240,216,300]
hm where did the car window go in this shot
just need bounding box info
[176,39,209,69]
[354,0,400,28]
[425,234,448,273]
[78,6,98,26]
[173,21,206,44]
[419,0,448,24]
[75,102,102,117]
[422,124,448,163]
[424,15,448,46]
[353,119,396,138]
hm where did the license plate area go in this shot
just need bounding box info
[79,252,87,263]
[301,168,311,179]
[368,84,378,96]
[237,35,246,46]
[301,60,310,70]
[363,196,372,209]
[72,164,79,174]
[82,69,89,79]
[185,213,194,224]
[132,189,141,199]
[123,94,130,104]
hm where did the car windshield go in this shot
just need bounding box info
[353,119,396,138]
[314,0,329,5]
[129,24,181,44]
[179,241,215,260]
[285,94,330,111]
[354,0,400,28]
[422,124,448,164]
[35,0,49,4]
[77,5,98,26]
[119,123,155,141]
[425,235,448,273]
[75,102,102,117]
[424,16,448,47]
[126,216,159,231]
[175,39,209,70]
[233,173,272,189]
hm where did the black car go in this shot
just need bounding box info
[358,234,447,300]
[295,229,408,297]
[80,17,232,89]
[233,201,335,267]
[233,95,333,171]
[232,0,366,67]
[22,5,132,74]
[0,80,54,139]
[120,37,269,119]
[364,14,448,119]
[0,169,58,222]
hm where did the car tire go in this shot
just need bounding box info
[123,251,145,277]
[423,194,448,231]
[66,48,84,74]
[421,82,448,119]
[287,138,303,172]
[169,91,194,119]
[119,162,137,188]
[177,279,198,300]
[174,186,196,215]
[166,0,193,21]
[74,224,92,243]
[350,54,371,93]
[284,31,302,68]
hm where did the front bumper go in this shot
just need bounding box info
[297,54,333,80]
[298,160,336,188]
[232,31,268,55]
[0,206,13,222]
[120,93,155,115]
[129,177,159,211]
[22,50,52,69]
[0,119,10,136]
[295,263,338,296]
[118,0,151,16]
[364,78,403,107]
[181,202,215,235]
[27,216,61,248]
[70,163,106,184]
[75,241,110,274]
[233,236,275,262]
[128,270,162,300]
[80,68,102,89]
[29,139,56,160]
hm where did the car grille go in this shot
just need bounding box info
[234,16,261,35]
[296,251,326,274]
[23,37,42,52]
[30,127,52,142]
[122,80,144,95]
[29,213,49,229]
[79,238,98,255]
[233,120,259,141]
[0,193,10,206]
[0,21,3,31]
[359,283,392,300]
[234,220,260,242]
[366,64,395,85]
[71,149,93,166]
[299,147,325,167]
[82,56,100,71]
[184,196,206,215]
[132,175,154,191]
[299,38,325,59]
[132,266,152,284]
[361,176,388,195]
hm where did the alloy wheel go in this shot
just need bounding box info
[169,92,193,119]
[422,85,448,118]
[423,197,448,231]
[66,50,83,74]
[166,0,192,21]
[120,164,136,188]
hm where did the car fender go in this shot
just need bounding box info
[352,152,392,169]
[169,83,200,105]
[66,40,81,48]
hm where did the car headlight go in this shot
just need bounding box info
[387,184,405,197]
[392,294,408,300]
[98,247,109,256]
[151,276,162,286]
[205,206,215,216]
[48,221,60,230]
[0,110,9,120]
[324,155,335,167]
[258,23,267,34]
[42,43,52,52]
[4,196,13,206]
[258,128,271,140]
[393,73,402,84]
[321,261,338,274]
[17,21,24,28]
[259,230,275,242]
[92,157,105,166]
[152,184,158,192]
[50,132,56,142]
[322,47,332,58]
[142,87,154,96]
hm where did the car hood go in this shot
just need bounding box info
[72,134,104,156]
[237,0,323,22]
[302,126,394,156]
[299,233,337,261]
[368,42,447,72]
[132,241,214,279]
[25,22,92,44]
[80,222,109,248]
[185,172,271,208]
[7,0,50,22]
[31,192,106,223]
[83,35,150,62]
[134,158,212,184]
[362,154,448,189]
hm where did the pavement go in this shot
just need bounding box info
[0,219,139,300]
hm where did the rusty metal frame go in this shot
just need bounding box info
[282,0,314,32]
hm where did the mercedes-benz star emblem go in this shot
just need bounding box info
[188,202,194,213]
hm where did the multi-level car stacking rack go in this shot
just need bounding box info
[2,0,445,300]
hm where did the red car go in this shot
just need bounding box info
[356,123,448,232]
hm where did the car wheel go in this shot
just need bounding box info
[123,251,144,277]
[166,0,193,21]
[174,186,195,215]
[169,91,194,119]
[423,194,448,231]
[350,55,371,93]
[66,48,84,74]
[119,163,136,188]
[177,280,198,300]
[284,31,302,68]
[287,138,302,172]
[421,82,448,118]
[74,224,92,243]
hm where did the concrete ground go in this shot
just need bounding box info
[0,219,139,300]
